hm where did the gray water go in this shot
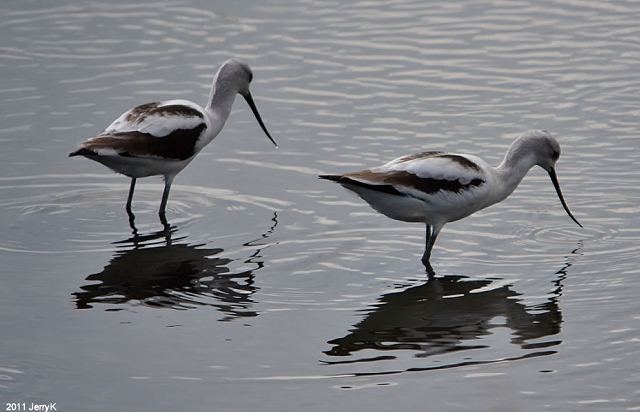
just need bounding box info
[1,0,639,410]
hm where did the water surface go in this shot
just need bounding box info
[1,0,639,410]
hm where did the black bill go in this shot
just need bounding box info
[548,168,582,228]
[244,92,277,147]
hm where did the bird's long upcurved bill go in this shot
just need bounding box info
[243,92,277,147]
[548,168,582,228]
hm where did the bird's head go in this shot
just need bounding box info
[216,59,277,147]
[514,130,582,228]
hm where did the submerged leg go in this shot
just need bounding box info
[126,178,137,231]
[422,224,433,269]
[421,223,443,273]
[422,224,432,264]
[126,178,136,213]
[158,175,174,225]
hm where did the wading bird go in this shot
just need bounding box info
[320,130,582,271]
[70,59,277,224]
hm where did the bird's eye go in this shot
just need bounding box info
[552,150,559,160]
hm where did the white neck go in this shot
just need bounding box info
[204,71,239,137]
[493,149,538,204]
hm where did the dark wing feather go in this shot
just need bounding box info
[320,170,484,197]
[71,124,207,160]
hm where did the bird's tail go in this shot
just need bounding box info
[319,174,401,196]
[68,148,93,157]
[318,174,344,183]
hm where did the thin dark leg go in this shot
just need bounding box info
[126,178,136,213]
[128,212,138,235]
[422,223,442,275]
[126,178,137,233]
[158,176,173,225]
[427,225,441,257]
[421,224,433,269]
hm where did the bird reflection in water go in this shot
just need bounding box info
[324,252,579,368]
[73,213,278,321]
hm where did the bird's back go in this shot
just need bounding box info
[321,150,496,224]
[70,100,209,161]
[104,99,206,138]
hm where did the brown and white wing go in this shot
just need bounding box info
[321,152,492,211]
[70,99,208,160]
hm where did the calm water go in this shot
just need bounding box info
[1,0,639,410]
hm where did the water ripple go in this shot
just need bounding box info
[1,0,640,408]
[0,175,288,254]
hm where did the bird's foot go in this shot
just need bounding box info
[126,207,138,235]
[421,257,436,278]
[159,211,170,231]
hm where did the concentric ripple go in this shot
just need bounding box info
[0,174,288,254]
[2,0,640,410]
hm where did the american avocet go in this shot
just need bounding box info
[320,130,582,271]
[69,59,277,222]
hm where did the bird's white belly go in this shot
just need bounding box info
[346,186,428,223]
[90,155,193,178]
[343,184,489,224]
